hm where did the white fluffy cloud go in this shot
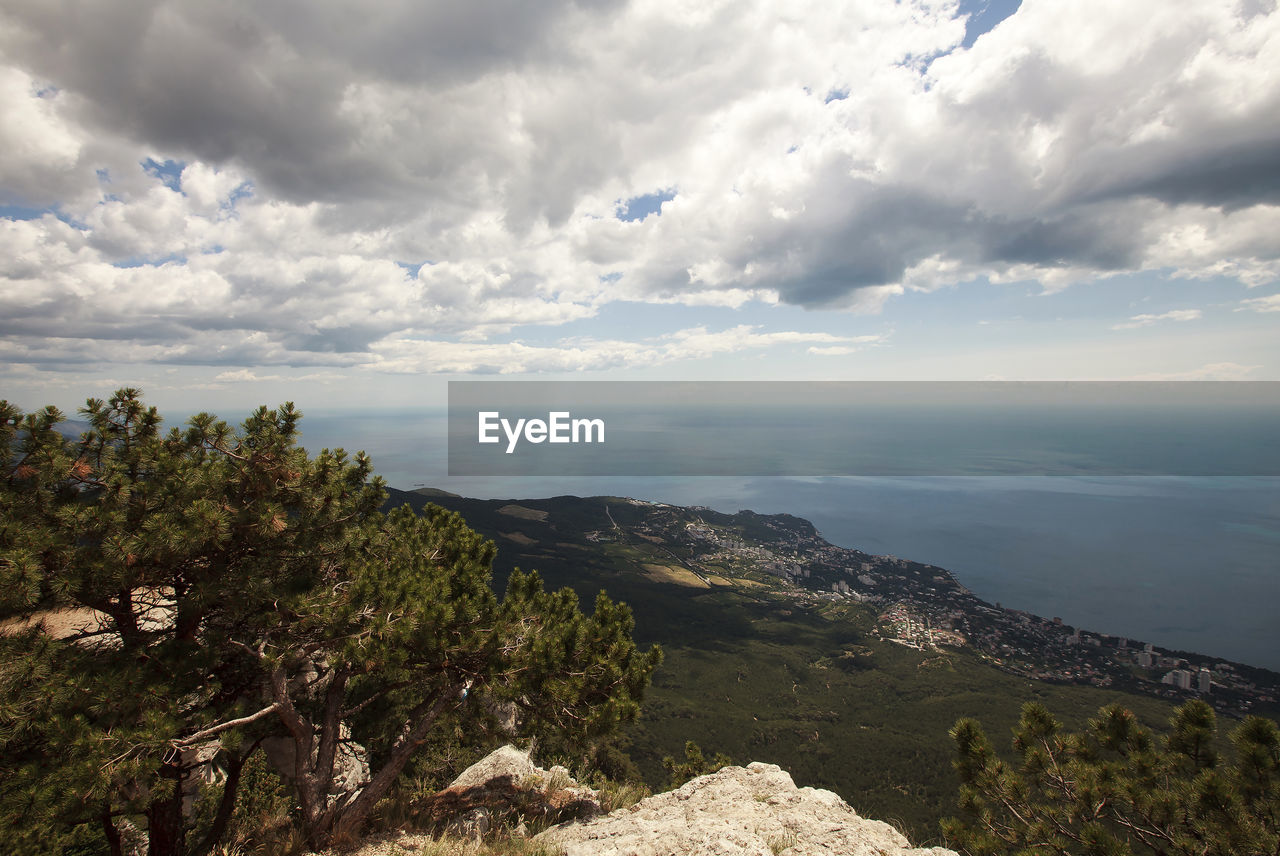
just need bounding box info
[1,0,1277,374]
[369,325,885,374]
[1239,293,1280,313]
[1112,309,1203,330]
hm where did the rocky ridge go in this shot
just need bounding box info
[321,746,954,856]
[535,759,955,856]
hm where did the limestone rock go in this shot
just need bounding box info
[449,744,542,790]
[535,762,956,856]
[417,745,602,837]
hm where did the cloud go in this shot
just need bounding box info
[1111,309,1203,330]
[0,67,83,206]
[371,325,883,374]
[0,0,1277,374]
[215,369,277,383]
[214,369,345,383]
[1239,293,1280,313]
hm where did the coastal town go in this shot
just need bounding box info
[601,498,1280,718]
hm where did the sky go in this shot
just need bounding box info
[2,0,1280,417]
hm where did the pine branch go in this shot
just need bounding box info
[171,703,282,747]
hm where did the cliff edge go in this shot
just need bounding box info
[314,748,956,856]
[534,760,955,856]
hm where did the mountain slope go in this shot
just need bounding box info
[384,487,1277,842]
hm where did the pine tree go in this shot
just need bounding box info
[0,390,662,854]
[662,740,734,789]
[943,699,1280,855]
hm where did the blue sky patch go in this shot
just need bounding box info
[617,189,675,222]
[958,0,1022,49]
[111,253,188,269]
[223,180,255,211]
[397,261,432,278]
[0,204,52,221]
[142,158,186,192]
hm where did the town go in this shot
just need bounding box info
[596,498,1280,718]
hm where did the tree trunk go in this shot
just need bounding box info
[191,745,251,856]
[324,688,459,845]
[146,761,187,856]
[101,812,124,856]
[265,663,327,835]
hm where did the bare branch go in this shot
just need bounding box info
[171,703,282,747]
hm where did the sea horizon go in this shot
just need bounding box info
[288,409,1280,673]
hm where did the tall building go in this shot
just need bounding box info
[1198,668,1212,693]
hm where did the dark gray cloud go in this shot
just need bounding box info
[1093,135,1280,210]
[2,2,352,197]
[762,184,976,305]
[0,0,626,214]
[979,209,1145,272]
[257,0,626,87]
[280,326,384,355]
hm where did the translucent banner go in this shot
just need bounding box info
[447,381,1280,476]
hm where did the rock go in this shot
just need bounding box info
[449,744,542,790]
[535,762,957,856]
[415,776,523,839]
[449,745,601,810]
[416,745,602,838]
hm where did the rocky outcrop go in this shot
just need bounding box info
[447,744,546,790]
[535,761,956,856]
[414,745,601,837]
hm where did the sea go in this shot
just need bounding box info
[295,408,1280,672]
